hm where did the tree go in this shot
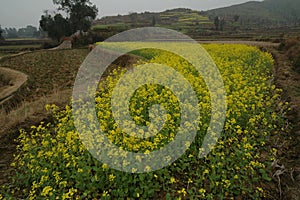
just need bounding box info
[53,0,98,33]
[129,12,138,27]
[220,18,225,31]
[214,16,225,31]
[18,25,39,38]
[5,28,18,38]
[233,15,240,22]
[69,2,98,32]
[40,0,98,41]
[0,26,3,40]
[40,13,72,41]
[152,16,156,26]
[214,16,220,31]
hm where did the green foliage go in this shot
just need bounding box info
[53,0,98,32]
[0,73,11,87]
[234,15,240,22]
[68,1,98,32]
[17,26,39,38]
[206,0,300,27]
[0,26,4,40]
[40,13,72,42]
[1,26,39,39]
[214,17,220,31]
[92,8,212,36]
[3,28,18,38]
[40,0,98,41]
[293,55,300,73]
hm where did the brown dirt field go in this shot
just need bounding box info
[266,46,300,200]
[0,49,90,100]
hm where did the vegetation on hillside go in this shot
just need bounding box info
[0,25,40,39]
[92,8,213,37]
[205,0,300,28]
[0,27,4,41]
[90,1,300,42]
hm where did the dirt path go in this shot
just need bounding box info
[0,67,28,105]
[267,47,300,200]
[50,40,72,50]
[199,40,280,47]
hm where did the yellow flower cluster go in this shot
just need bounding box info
[2,43,289,199]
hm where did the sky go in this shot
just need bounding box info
[0,0,262,28]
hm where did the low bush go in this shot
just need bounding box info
[0,72,11,87]
[293,55,300,73]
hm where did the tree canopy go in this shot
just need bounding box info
[40,13,72,41]
[40,0,98,41]
[0,26,3,40]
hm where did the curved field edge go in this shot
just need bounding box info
[0,71,11,88]
[0,44,290,199]
[0,67,28,106]
[0,49,142,186]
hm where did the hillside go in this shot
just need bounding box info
[92,8,214,38]
[91,1,300,41]
[205,0,300,27]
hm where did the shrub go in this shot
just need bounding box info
[279,38,300,51]
[293,55,300,73]
[42,41,59,49]
[0,73,11,87]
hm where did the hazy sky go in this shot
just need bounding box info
[0,0,262,28]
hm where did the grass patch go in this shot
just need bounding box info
[0,52,14,57]
[292,85,300,97]
[0,44,41,50]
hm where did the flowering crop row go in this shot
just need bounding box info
[1,44,289,199]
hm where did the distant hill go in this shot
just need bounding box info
[92,8,213,37]
[90,1,300,41]
[205,0,300,27]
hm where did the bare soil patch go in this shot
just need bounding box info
[264,40,300,200]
